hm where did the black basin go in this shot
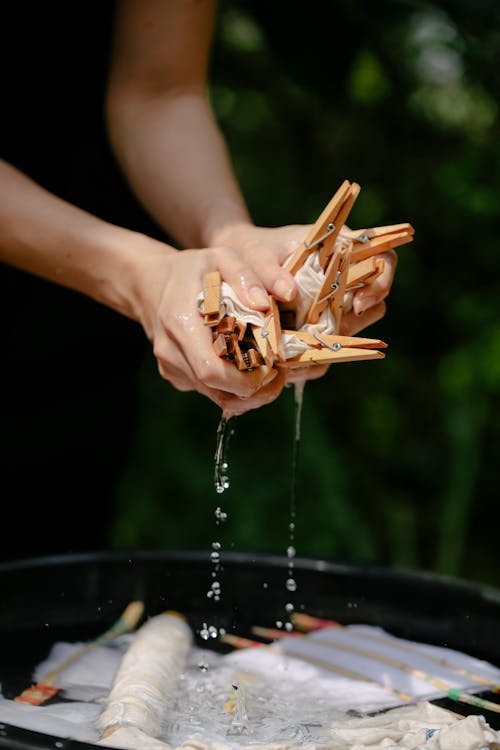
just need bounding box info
[1,550,500,748]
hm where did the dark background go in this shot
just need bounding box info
[111,0,500,585]
[2,1,499,586]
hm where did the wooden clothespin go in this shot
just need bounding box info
[202,271,223,326]
[284,181,360,274]
[202,181,413,375]
[346,256,385,289]
[213,315,264,371]
[349,223,414,263]
[306,242,352,327]
[279,330,386,368]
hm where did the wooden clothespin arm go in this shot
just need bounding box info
[284,180,360,274]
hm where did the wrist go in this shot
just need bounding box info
[95,227,175,331]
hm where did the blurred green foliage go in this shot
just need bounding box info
[112,0,500,586]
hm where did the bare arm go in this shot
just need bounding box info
[107,0,396,330]
[107,0,297,308]
[107,0,245,248]
[0,159,282,414]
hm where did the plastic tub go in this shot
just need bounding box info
[1,550,500,748]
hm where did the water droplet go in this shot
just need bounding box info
[211,581,221,590]
[285,602,294,613]
[210,551,220,562]
[198,662,209,673]
[214,416,235,494]
[285,622,293,632]
[263,582,268,589]
[286,578,297,592]
[289,522,295,532]
[275,620,283,629]
[214,595,220,602]
[208,626,218,638]
[207,590,214,598]
[212,541,221,550]
[215,507,228,522]
[219,627,226,636]
[200,624,209,641]
[287,545,296,558]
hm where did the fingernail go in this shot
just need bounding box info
[354,295,376,315]
[249,286,270,308]
[273,278,295,302]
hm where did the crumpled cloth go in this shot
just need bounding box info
[100,704,500,750]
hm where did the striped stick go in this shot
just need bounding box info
[15,601,144,705]
[220,632,413,703]
[292,613,500,695]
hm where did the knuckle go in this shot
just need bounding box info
[192,358,213,385]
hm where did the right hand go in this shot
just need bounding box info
[133,238,286,416]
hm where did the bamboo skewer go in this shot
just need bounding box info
[15,601,145,706]
[220,632,413,704]
[251,625,500,716]
[292,613,500,696]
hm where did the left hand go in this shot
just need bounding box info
[213,223,398,381]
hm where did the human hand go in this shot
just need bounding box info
[133,238,287,416]
[212,223,398,382]
[214,223,397,332]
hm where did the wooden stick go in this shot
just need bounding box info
[250,624,500,715]
[293,613,500,695]
[220,632,413,703]
[15,601,145,706]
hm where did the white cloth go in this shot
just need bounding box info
[97,614,192,737]
[1,624,499,750]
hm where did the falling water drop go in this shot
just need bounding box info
[214,415,235,494]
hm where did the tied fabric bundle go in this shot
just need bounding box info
[198,181,414,372]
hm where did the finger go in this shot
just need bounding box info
[237,224,306,302]
[246,240,299,302]
[248,252,297,304]
[220,368,286,417]
[154,333,200,390]
[340,301,387,336]
[212,245,272,311]
[352,250,398,315]
[161,298,269,400]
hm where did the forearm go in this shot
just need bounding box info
[107,88,251,248]
[0,159,171,321]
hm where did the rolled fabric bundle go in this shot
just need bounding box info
[97,612,192,743]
